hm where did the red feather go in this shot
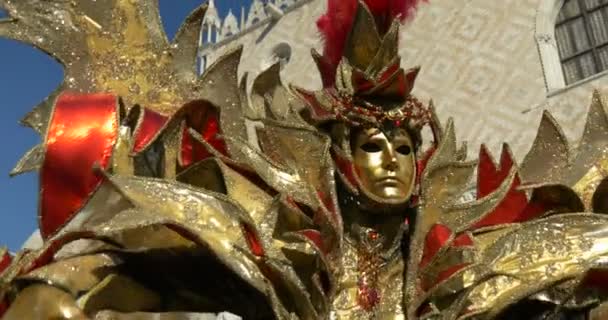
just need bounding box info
[316,0,358,79]
[363,0,427,33]
[317,0,427,86]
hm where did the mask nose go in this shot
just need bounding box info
[382,147,399,171]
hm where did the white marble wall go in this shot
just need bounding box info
[203,0,608,162]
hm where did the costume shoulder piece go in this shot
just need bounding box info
[403,94,608,318]
[0,1,335,319]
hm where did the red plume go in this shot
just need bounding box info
[316,0,358,80]
[316,0,427,86]
[364,0,428,33]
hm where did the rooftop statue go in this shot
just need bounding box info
[2,0,608,319]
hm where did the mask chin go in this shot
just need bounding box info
[353,183,413,214]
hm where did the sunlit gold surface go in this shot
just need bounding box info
[352,128,416,205]
[332,239,406,320]
[2,284,87,320]
[0,0,249,171]
[520,91,608,211]
[19,253,120,297]
[461,214,608,317]
[0,0,205,116]
[78,273,162,314]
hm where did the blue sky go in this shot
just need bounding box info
[0,1,252,250]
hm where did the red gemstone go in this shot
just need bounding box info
[367,230,379,241]
[357,283,380,310]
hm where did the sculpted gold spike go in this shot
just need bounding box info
[251,62,284,119]
[365,21,400,77]
[19,89,59,135]
[112,125,135,176]
[567,90,608,182]
[222,133,319,208]
[343,3,383,71]
[0,0,209,118]
[519,91,608,211]
[421,119,461,175]
[196,46,249,154]
[249,63,310,126]
[520,111,571,184]
[9,144,44,177]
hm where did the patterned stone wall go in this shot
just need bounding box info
[204,0,608,162]
[202,0,324,87]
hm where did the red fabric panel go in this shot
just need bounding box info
[40,93,118,238]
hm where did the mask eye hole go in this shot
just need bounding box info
[360,142,382,153]
[396,145,412,155]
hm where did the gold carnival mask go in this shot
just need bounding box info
[352,128,416,205]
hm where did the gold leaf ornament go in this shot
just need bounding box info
[0,0,226,133]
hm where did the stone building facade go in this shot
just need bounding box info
[200,0,608,162]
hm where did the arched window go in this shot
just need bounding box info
[201,25,214,44]
[555,0,608,84]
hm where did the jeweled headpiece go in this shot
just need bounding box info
[293,0,434,199]
[294,0,430,131]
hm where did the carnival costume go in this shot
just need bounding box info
[2,0,608,319]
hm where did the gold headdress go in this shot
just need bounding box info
[294,0,430,131]
[292,0,435,199]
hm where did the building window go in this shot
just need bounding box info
[556,0,608,84]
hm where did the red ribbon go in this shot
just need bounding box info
[40,93,119,238]
[180,102,227,167]
[132,108,168,154]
